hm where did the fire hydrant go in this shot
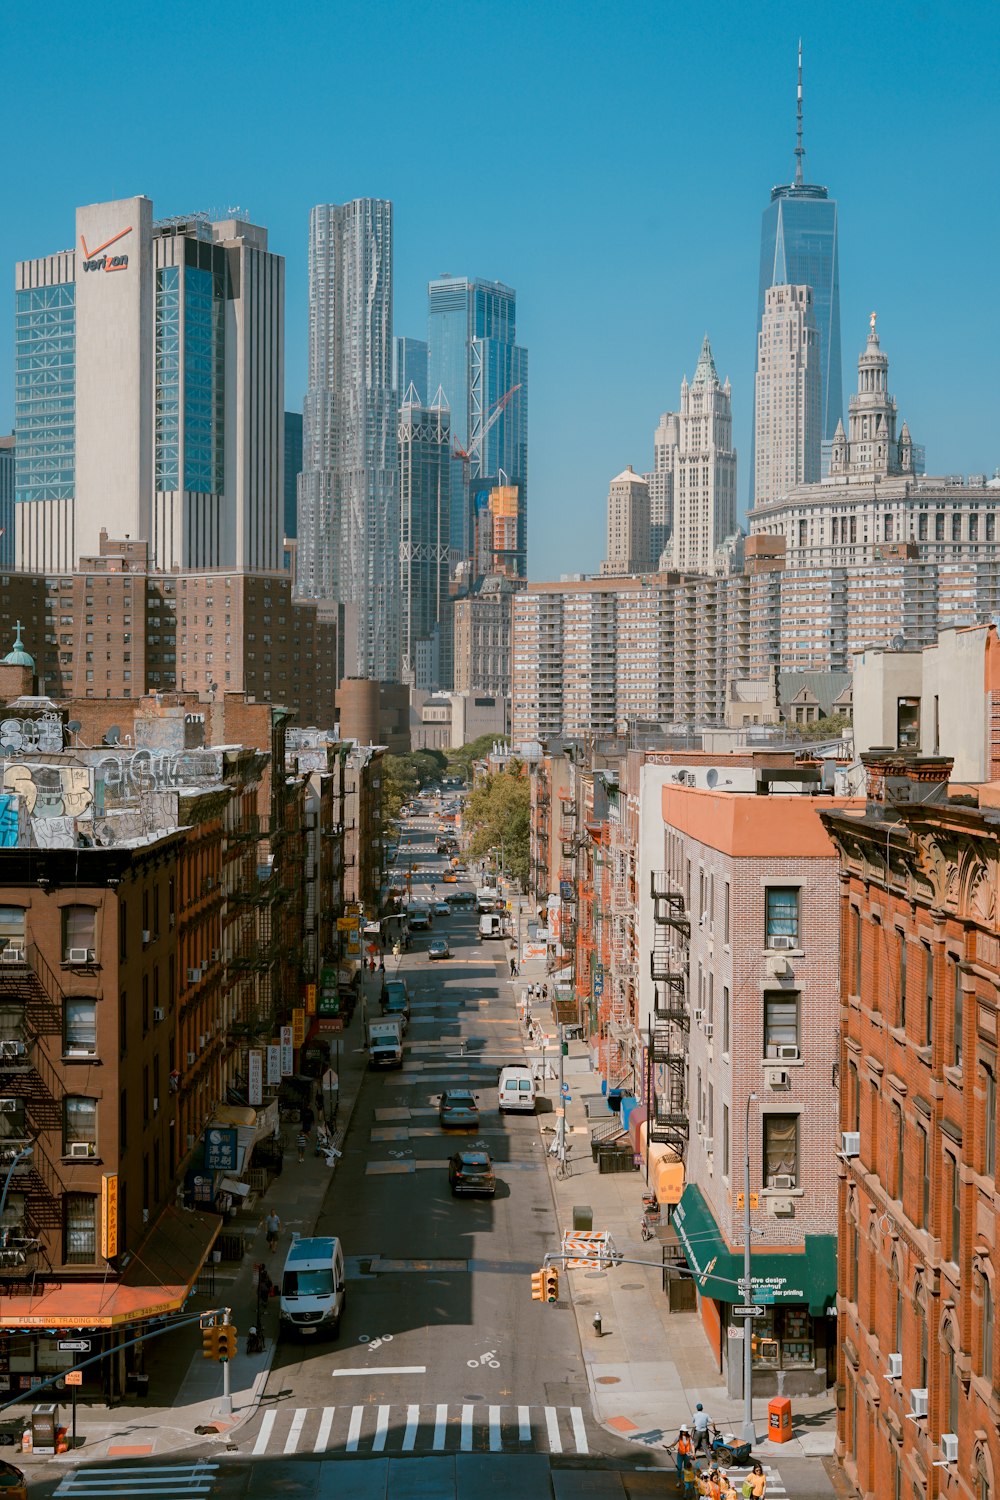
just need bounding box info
[592,1311,603,1338]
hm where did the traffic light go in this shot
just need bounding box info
[531,1270,544,1301]
[218,1324,237,1362]
[202,1322,220,1360]
[544,1268,560,1303]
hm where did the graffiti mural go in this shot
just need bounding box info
[0,795,19,849]
[2,764,94,819]
[92,748,223,801]
[0,715,63,754]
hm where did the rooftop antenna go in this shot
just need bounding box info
[794,39,805,185]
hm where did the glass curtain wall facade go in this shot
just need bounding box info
[398,395,452,690]
[15,283,76,506]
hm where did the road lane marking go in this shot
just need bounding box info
[570,1407,588,1453]
[314,1406,335,1452]
[545,1406,562,1453]
[489,1404,502,1451]
[518,1405,531,1442]
[373,1404,390,1451]
[332,1365,426,1375]
[434,1403,448,1449]
[252,1409,276,1455]
[461,1403,474,1450]
[284,1408,306,1454]
[402,1403,420,1450]
[346,1406,364,1451]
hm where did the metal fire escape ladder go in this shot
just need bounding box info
[647,871,690,1159]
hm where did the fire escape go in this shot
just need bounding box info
[558,795,578,1011]
[648,869,690,1160]
[605,814,636,1087]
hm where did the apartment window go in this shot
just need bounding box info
[848,1220,859,1302]
[894,1102,905,1198]
[985,1065,997,1179]
[951,955,963,1067]
[848,1061,860,1133]
[920,1127,930,1229]
[119,1090,128,1154]
[723,881,730,945]
[0,908,25,956]
[918,513,928,541]
[707,1082,714,1139]
[952,513,962,542]
[63,1194,97,1265]
[63,1097,97,1156]
[143,1064,149,1125]
[917,1293,929,1385]
[988,515,997,544]
[893,1263,903,1347]
[949,1152,961,1262]
[970,513,980,542]
[947,1336,959,1433]
[119,903,127,962]
[119,989,127,1056]
[64,999,97,1057]
[722,986,730,1054]
[62,907,96,962]
[765,887,799,946]
[897,931,907,1030]
[722,1104,730,1176]
[936,513,945,541]
[763,1114,798,1188]
[981,1276,994,1380]
[764,991,798,1056]
[923,942,934,1045]
[142,975,149,1035]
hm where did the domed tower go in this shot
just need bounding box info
[844,314,901,477]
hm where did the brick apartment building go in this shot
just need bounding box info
[821,755,1000,1500]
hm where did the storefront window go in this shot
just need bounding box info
[741,1306,817,1370]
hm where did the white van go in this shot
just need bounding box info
[498,1064,536,1114]
[279,1235,347,1338]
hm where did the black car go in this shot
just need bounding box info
[448,1149,496,1196]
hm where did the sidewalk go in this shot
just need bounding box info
[20,984,374,1469]
[511,944,837,1464]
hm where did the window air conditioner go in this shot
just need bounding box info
[187,1052,196,1066]
[841,1131,861,1158]
[693,1008,704,1023]
[0,1041,26,1059]
[187,968,200,984]
[153,1008,165,1023]
[941,1435,958,1464]
[703,1022,714,1038]
[776,1044,800,1060]
[767,955,791,978]
[69,1142,92,1159]
[68,948,92,965]
[0,948,25,966]
[765,1067,791,1089]
[153,1098,159,1114]
[198,1035,206,1050]
[169,913,175,929]
[909,1389,928,1418]
[888,1352,903,1379]
[703,1137,714,1153]
[142,930,151,945]
[142,1208,149,1224]
[211,949,221,962]
[768,1173,796,1190]
[186,1134,195,1149]
[0,1099,18,1114]
[769,935,795,950]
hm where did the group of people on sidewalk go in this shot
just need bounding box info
[666,1405,768,1500]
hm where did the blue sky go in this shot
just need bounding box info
[2,0,998,578]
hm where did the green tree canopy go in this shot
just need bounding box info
[463,760,530,887]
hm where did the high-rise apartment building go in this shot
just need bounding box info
[646,412,678,565]
[453,572,524,698]
[751,47,842,498]
[0,436,13,570]
[15,197,284,574]
[283,410,303,539]
[668,337,737,574]
[394,337,428,406]
[398,391,452,689]
[298,199,399,680]
[754,284,821,505]
[603,466,652,575]
[427,276,528,574]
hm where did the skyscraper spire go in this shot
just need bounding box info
[794,39,805,185]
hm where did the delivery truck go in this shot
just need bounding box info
[279,1234,347,1339]
[367,1016,404,1068]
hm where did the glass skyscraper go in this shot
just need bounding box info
[751,52,842,504]
[427,277,527,575]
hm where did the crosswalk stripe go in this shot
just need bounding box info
[461,1402,474,1451]
[434,1402,448,1449]
[518,1404,531,1442]
[346,1405,363,1452]
[545,1406,562,1454]
[373,1404,390,1452]
[252,1410,275,1456]
[314,1406,334,1453]
[489,1404,502,1451]
[570,1407,588,1454]
[284,1408,306,1455]
[403,1403,420,1450]
[54,1466,218,1497]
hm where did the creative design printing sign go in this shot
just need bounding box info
[101,1173,118,1259]
[80,225,132,273]
[248,1050,263,1107]
[205,1128,238,1171]
[280,1026,294,1077]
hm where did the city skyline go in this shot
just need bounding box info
[0,2,996,583]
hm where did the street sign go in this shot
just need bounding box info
[733,1305,766,1319]
[64,1371,83,1386]
[58,1340,91,1353]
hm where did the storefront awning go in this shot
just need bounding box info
[673,1185,836,1316]
[0,1206,222,1330]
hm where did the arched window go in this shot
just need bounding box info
[890,1255,903,1349]
[914,1281,928,1388]
[942,1315,960,1435]
[975,1444,993,1500]
[980,1274,994,1384]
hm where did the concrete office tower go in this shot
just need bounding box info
[647,412,678,565]
[15,197,284,574]
[298,199,399,680]
[394,337,428,406]
[751,45,842,498]
[427,276,528,574]
[754,284,821,505]
[669,337,737,574]
[398,388,452,690]
[0,437,13,569]
[283,411,303,539]
[603,466,652,575]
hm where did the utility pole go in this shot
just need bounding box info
[220,1309,233,1417]
[742,1090,758,1444]
[555,1022,566,1170]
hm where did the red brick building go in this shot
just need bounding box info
[821,755,1000,1500]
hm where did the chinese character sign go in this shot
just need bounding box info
[205,1128,238,1171]
[248,1050,263,1107]
[266,1045,281,1085]
[280,1027,294,1077]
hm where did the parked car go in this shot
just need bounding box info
[428,938,451,960]
[438,1089,480,1129]
[442,872,458,884]
[381,979,411,1029]
[448,1149,496,1196]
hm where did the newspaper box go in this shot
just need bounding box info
[31,1404,59,1455]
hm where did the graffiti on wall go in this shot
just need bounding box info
[93,749,223,801]
[0,795,19,849]
[0,715,64,754]
[2,764,94,819]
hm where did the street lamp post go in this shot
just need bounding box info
[742,1091,758,1444]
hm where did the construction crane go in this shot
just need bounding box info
[453,383,522,466]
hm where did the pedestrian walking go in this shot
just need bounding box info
[301,1105,314,1134]
[297,1131,307,1162]
[743,1463,767,1500]
[691,1403,712,1457]
[509,955,518,977]
[671,1426,694,1481]
[264,1209,281,1253]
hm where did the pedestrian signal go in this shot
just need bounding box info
[544,1268,560,1303]
[531,1270,545,1301]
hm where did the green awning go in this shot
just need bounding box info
[672,1184,836,1316]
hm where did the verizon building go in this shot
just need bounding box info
[15,195,284,573]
